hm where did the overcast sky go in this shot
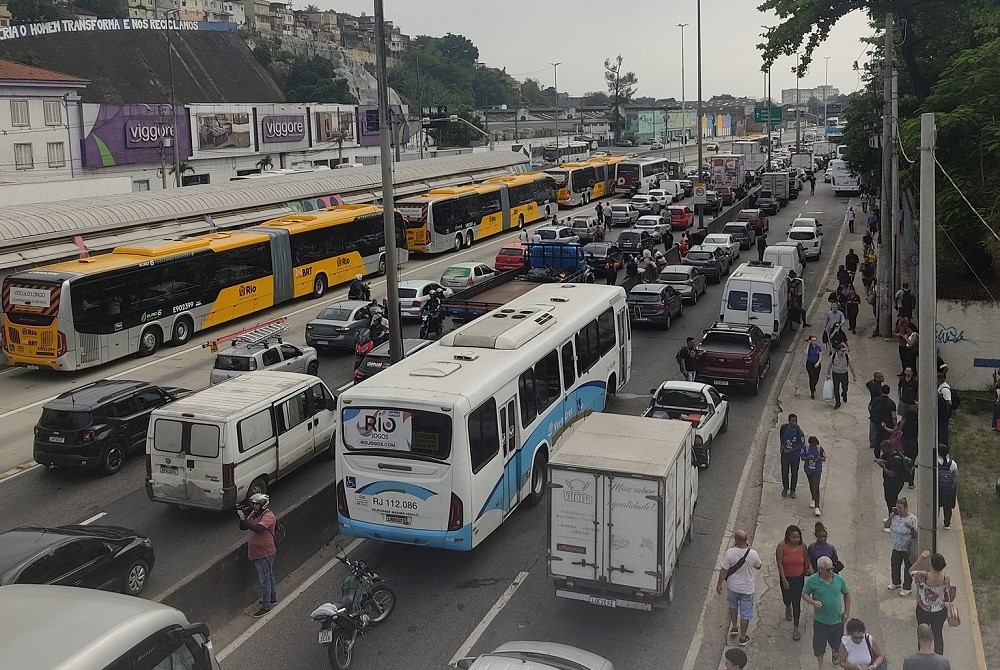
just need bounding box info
[320,1,874,100]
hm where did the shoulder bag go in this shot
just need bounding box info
[724,547,752,580]
[864,635,889,670]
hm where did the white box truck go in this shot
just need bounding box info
[761,172,790,206]
[546,413,698,611]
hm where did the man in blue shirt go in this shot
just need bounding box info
[779,413,806,498]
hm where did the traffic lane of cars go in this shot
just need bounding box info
[216,264,790,670]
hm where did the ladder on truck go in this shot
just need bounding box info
[202,318,288,353]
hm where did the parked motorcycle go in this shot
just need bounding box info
[419,308,444,339]
[311,554,396,669]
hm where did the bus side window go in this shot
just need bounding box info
[518,370,536,428]
[468,398,500,474]
[561,342,576,389]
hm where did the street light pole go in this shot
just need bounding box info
[550,62,561,154]
[823,56,830,138]
[696,0,704,228]
[164,8,181,187]
[795,54,801,152]
[677,23,688,163]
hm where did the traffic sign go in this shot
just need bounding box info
[754,106,784,123]
[693,182,707,205]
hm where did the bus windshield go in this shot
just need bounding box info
[341,407,452,460]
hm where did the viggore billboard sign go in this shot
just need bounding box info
[260,115,306,143]
[82,103,191,168]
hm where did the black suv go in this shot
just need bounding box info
[617,230,655,254]
[33,380,191,475]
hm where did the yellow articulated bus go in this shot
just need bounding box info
[398,173,557,254]
[544,155,626,206]
[1,204,406,371]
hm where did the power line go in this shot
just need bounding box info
[935,157,1000,245]
[938,223,1000,307]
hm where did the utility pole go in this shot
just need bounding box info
[795,54,801,152]
[677,23,688,163]
[891,61,901,291]
[696,0,704,228]
[823,56,830,137]
[766,66,772,170]
[374,0,403,362]
[415,54,424,160]
[917,112,937,553]
[550,62,561,154]
[164,10,181,187]
[877,13,894,337]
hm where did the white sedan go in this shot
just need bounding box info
[701,233,741,263]
[643,381,729,468]
[457,641,613,670]
[634,215,672,242]
[397,279,453,319]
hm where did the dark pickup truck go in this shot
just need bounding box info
[694,322,772,395]
[441,243,594,322]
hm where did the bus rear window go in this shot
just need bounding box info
[342,407,452,460]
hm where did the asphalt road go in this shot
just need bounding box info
[0,133,787,602]
[216,166,846,670]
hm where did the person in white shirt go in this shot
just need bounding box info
[518,228,530,244]
[717,529,762,647]
[530,231,542,244]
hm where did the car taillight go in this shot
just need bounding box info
[337,479,350,519]
[448,493,463,531]
[467,278,473,286]
[653,303,664,309]
[223,463,235,488]
[411,300,420,308]
[744,356,754,365]
[145,454,152,480]
[57,331,67,356]
[81,430,94,442]
[354,368,364,379]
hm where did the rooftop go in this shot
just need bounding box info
[0,59,90,85]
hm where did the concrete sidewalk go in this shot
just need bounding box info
[733,219,987,668]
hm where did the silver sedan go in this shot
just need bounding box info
[304,300,373,349]
[397,280,453,319]
[657,264,709,304]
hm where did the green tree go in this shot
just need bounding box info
[581,91,609,106]
[282,56,356,103]
[304,4,319,11]
[437,33,478,64]
[7,0,69,22]
[604,55,638,140]
[518,77,556,106]
[74,0,128,17]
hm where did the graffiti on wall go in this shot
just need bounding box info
[936,323,970,345]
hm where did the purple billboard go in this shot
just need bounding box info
[82,104,191,168]
[357,104,412,147]
[260,115,306,143]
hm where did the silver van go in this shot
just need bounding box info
[0,585,220,670]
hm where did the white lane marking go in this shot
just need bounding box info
[336,382,353,393]
[449,571,530,667]
[215,537,364,663]
[0,223,541,422]
[0,462,42,481]
[79,512,107,525]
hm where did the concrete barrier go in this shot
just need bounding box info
[157,480,339,633]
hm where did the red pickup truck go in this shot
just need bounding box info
[736,208,769,235]
[695,322,772,395]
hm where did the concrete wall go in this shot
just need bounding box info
[937,299,1000,391]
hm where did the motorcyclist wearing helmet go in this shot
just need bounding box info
[423,288,444,315]
[348,274,369,301]
[238,493,277,617]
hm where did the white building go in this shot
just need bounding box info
[0,59,88,185]
[780,85,840,106]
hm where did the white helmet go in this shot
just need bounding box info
[249,493,269,510]
[355,274,363,282]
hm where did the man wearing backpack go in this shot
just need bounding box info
[937,445,958,529]
[895,283,916,319]
[937,372,955,446]
[238,493,278,617]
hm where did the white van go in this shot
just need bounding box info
[762,244,805,278]
[146,371,337,511]
[720,261,790,339]
[657,179,684,202]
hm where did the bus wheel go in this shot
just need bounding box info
[527,452,548,506]
[138,327,161,357]
[312,274,328,298]
[171,317,193,346]
[465,232,474,248]
[453,235,463,252]
[377,255,386,276]
[517,214,525,229]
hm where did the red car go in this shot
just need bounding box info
[494,243,527,271]
[736,208,769,235]
[695,322,772,395]
[668,205,694,230]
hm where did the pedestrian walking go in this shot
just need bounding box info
[809,175,816,194]
[676,337,698,382]
[756,231,767,261]
[843,285,861,334]
[595,202,605,229]
[910,551,953,656]
[723,648,748,670]
[518,227,530,244]
[898,367,918,415]
[887,496,919,595]
[802,556,851,670]
[903,623,952,670]
[895,282,916,319]
[877,440,909,521]
[845,248,860,276]
[837,618,887,670]
[776,524,811,641]
[937,373,953,447]
[807,522,842,572]
[936,445,958,529]
[238,493,278,617]
[827,344,858,409]
[779,413,806,498]
[867,210,879,237]
[802,436,826,515]
[604,257,619,286]
[844,206,856,233]
[717,530,762,647]
[868,384,898,451]
[823,302,846,352]
[805,335,823,399]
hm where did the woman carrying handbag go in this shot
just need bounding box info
[910,550,954,655]
[836,618,887,670]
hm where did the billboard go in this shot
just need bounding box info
[260,115,306,143]
[196,112,251,150]
[356,104,411,147]
[81,104,191,168]
[314,109,355,143]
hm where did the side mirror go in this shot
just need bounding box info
[720,394,729,402]
[456,659,475,670]
[649,388,658,395]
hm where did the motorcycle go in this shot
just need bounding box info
[348,281,371,302]
[419,308,444,339]
[354,325,388,370]
[311,553,396,670]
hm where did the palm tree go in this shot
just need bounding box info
[168,162,194,175]
[256,155,273,172]
[304,4,319,11]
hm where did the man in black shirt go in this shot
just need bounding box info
[845,248,860,275]
[869,384,897,451]
[898,367,918,414]
[677,337,698,382]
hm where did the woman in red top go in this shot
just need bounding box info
[775,524,812,641]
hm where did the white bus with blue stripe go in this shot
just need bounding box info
[335,283,631,550]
